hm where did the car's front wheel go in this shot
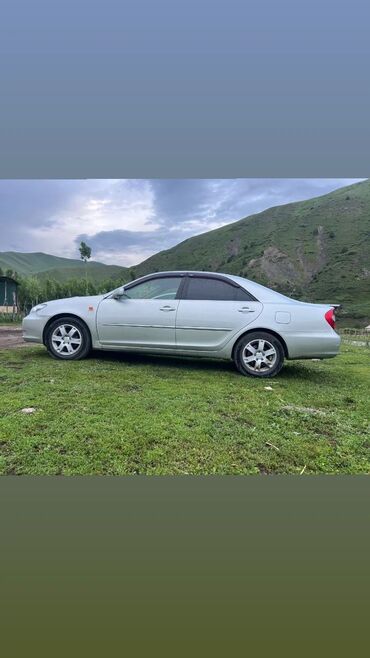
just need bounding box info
[234,332,284,377]
[45,317,91,360]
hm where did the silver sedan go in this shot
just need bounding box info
[22,271,341,377]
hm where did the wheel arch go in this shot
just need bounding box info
[42,313,92,346]
[231,327,289,360]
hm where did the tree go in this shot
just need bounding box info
[0,266,3,276]
[79,241,92,294]
[5,268,14,278]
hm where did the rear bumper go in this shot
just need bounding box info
[284,332,341,359]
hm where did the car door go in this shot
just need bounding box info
[96,275,183,349]
[175,275,263,352]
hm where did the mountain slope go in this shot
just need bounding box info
[135,179,370,317]
[0,251,127,283]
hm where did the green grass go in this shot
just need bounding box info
[0,344,369,475]
[0,319,22,326]
[0,311,23,326]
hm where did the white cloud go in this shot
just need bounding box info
[24,179,158,258]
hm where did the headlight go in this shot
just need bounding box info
[31,303,48,313]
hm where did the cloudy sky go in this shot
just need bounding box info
[0,179,365,266]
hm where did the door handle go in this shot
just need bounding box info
[160,306,176,312]
[238,307,255,313]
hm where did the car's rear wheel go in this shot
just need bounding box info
[234,331,284,377]
[46,317,91,360]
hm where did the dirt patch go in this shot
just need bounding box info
[282,404,327,416]
[0,327,29,350]
[248,246,302,285]
[258,464,274,475]
[296,225,327,282]
[227,237,241,258]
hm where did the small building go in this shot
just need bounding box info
[0,276,19,313]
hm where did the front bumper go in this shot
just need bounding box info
[22,315,49,344]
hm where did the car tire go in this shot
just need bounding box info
[234,331,284,378]
[46,316,91,360]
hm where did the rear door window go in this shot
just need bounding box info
[183,277,253,301]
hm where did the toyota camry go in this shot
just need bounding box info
[22,271,341,377]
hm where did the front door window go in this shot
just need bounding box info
[125,277,182,300]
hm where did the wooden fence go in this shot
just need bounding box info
[339,328,370,347]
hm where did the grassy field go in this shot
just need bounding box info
[0,344,369,475]
[0,319,22,326]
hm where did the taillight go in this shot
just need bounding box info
[325,308,336,330]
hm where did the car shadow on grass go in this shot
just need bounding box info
[92,349,237,374]
[91,349,334,383]
[278,362,334,383]
[20,345,336,383]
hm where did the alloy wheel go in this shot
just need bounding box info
[242,338,277,372]
[51,323,82,355]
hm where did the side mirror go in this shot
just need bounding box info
[112,287,128,300]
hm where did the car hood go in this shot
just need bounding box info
[43,294,106,309]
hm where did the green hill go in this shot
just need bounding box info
[135,179,370,321]
[0,251,127,284]
[36,264,126,284]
